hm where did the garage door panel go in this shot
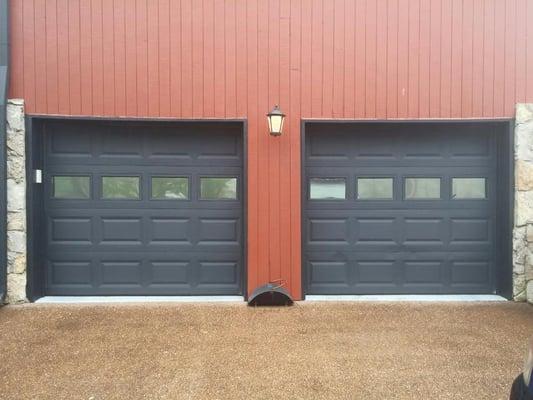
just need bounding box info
[304,124,497,295]
[44,121,244,296]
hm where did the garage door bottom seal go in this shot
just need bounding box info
[35,296,245,304]
[304,295,507,302]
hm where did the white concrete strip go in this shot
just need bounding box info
[35,296,245,304]
[304,294,507,302]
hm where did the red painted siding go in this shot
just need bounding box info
[9,0,533,300]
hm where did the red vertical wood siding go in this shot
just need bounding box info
[9,0,533,300]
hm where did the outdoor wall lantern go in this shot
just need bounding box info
[267,105,285,136]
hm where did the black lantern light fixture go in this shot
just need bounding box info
[267,105,285,136]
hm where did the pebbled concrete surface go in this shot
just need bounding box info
[0,302,532,399]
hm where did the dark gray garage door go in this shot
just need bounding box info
[304,123,499,295]
[43,120,243,295]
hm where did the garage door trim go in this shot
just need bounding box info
[300,119,514,299]
[26,116,248,301]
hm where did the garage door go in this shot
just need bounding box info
[43,120,243,295]
[304,123,499,295]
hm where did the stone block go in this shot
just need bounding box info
[5,273,27,304]
[6,179,25,212]
[7,231,26,254]
[7,253,26,275]
[515,191,533,227]
[517,103,533,125]
[515,122,533,162]
[6,100,25,132]
[516,160,533,191]
[7,212,26,232]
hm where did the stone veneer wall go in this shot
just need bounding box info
[5,99,27,303]
[514,103,533,301]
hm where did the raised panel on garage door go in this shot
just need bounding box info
[304,123,498,295]
[43,120,244,295]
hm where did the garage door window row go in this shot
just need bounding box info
[309,177,486,201]
[52,175,238,201]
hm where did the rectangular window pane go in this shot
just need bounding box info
[452,178,486,199]
[310,178,346,200]
[357,178,393,199]
[53,176,90,199]
[151,177,188,200]
[405,178,441,199]
[200,177,237,200]
[102,176,140,199]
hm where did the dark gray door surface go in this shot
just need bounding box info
[44,121,243,295]
[304,123,498,294]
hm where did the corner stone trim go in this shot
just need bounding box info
[514,103,533,301]
[5,99,27,303]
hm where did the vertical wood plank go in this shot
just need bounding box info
[471,0,484,116]
[311,0,323,116]
[101,0,114,114]
[526,0,533,101]
[429,0,441,117]
[493,0,506,116]
[397,0,409,118]
[300,0,312,117]
[321,0,334,117]
[407,0,420,118]
[135,0,149,116]
[504,0,516,116]
[255,0,269,286]
[482,0,495,117]
[22,0,36,112]
[375,0,387,118]
[224,0,237,117]
[354,0,366,116]
[147,0,160,116]
[33,0,47,112]
[44,0,58,113]
[246,0,259,294]
[279,0,291,288]
[516,0,527,103]
[90,0,103,115]
[113,0,126,116]
[332,0,345,118]
[365,0,377,118]
[213,0,225,118]
[450,0,463,118]
[68,0,81,114]
[169,0,182,116]
[79,0,93,115]
[418,0,431,118]
[56,0,70,113]
[268,0,281,281]
[235,0,247,117]
[289,0,302,299]
[461,0,474,117]
[124,0,138,115]
[8,0,24,99]
[386,0,398,118]
[440,0,452,118]
[191,0,203,117]
[158,0,171,117]
[202,0,215,117]
[343,0,355,118]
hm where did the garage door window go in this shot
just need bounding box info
[405,178,441,200]
[102,176,140,199]
[309,178,346,200]
[53,176,91,199]
[357,178,393,200]
[151,177,189,200]
[452,178,486,199]
[200,177,238,200]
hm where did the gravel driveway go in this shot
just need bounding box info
[0,302,531,399]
